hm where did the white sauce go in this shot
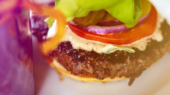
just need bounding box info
[47,14,164,54]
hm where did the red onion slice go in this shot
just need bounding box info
[69,12,150,35]
[97,20,123,26]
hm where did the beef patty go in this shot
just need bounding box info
[50,22,170,82]
[30,12,170,85]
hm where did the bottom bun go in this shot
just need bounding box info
[51,59,126,82]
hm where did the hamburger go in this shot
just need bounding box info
[30,0,170,85]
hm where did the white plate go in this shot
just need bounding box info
[33,36,170,95]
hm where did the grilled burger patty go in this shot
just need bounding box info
[50,22,170,80]
[30,12,170,85]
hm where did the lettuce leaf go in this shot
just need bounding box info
[106,0,142,28]
[103,44,135,54]
[56,0,142,28]
[45,17,55,27]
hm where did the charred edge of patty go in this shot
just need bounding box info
[50,22,170,84]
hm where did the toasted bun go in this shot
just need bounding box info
[50,59,126,82]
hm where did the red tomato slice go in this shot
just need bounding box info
[68,6,157,45]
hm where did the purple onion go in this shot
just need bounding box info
[69,13,150,35]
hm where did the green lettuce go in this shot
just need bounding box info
[45,17,55,27]
[103,44,135,54]
[56,0,142,28]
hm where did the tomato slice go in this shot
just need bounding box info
[68,6,157,45]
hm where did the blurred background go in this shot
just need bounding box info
[0,1,34,94]
[1,0,170,95]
